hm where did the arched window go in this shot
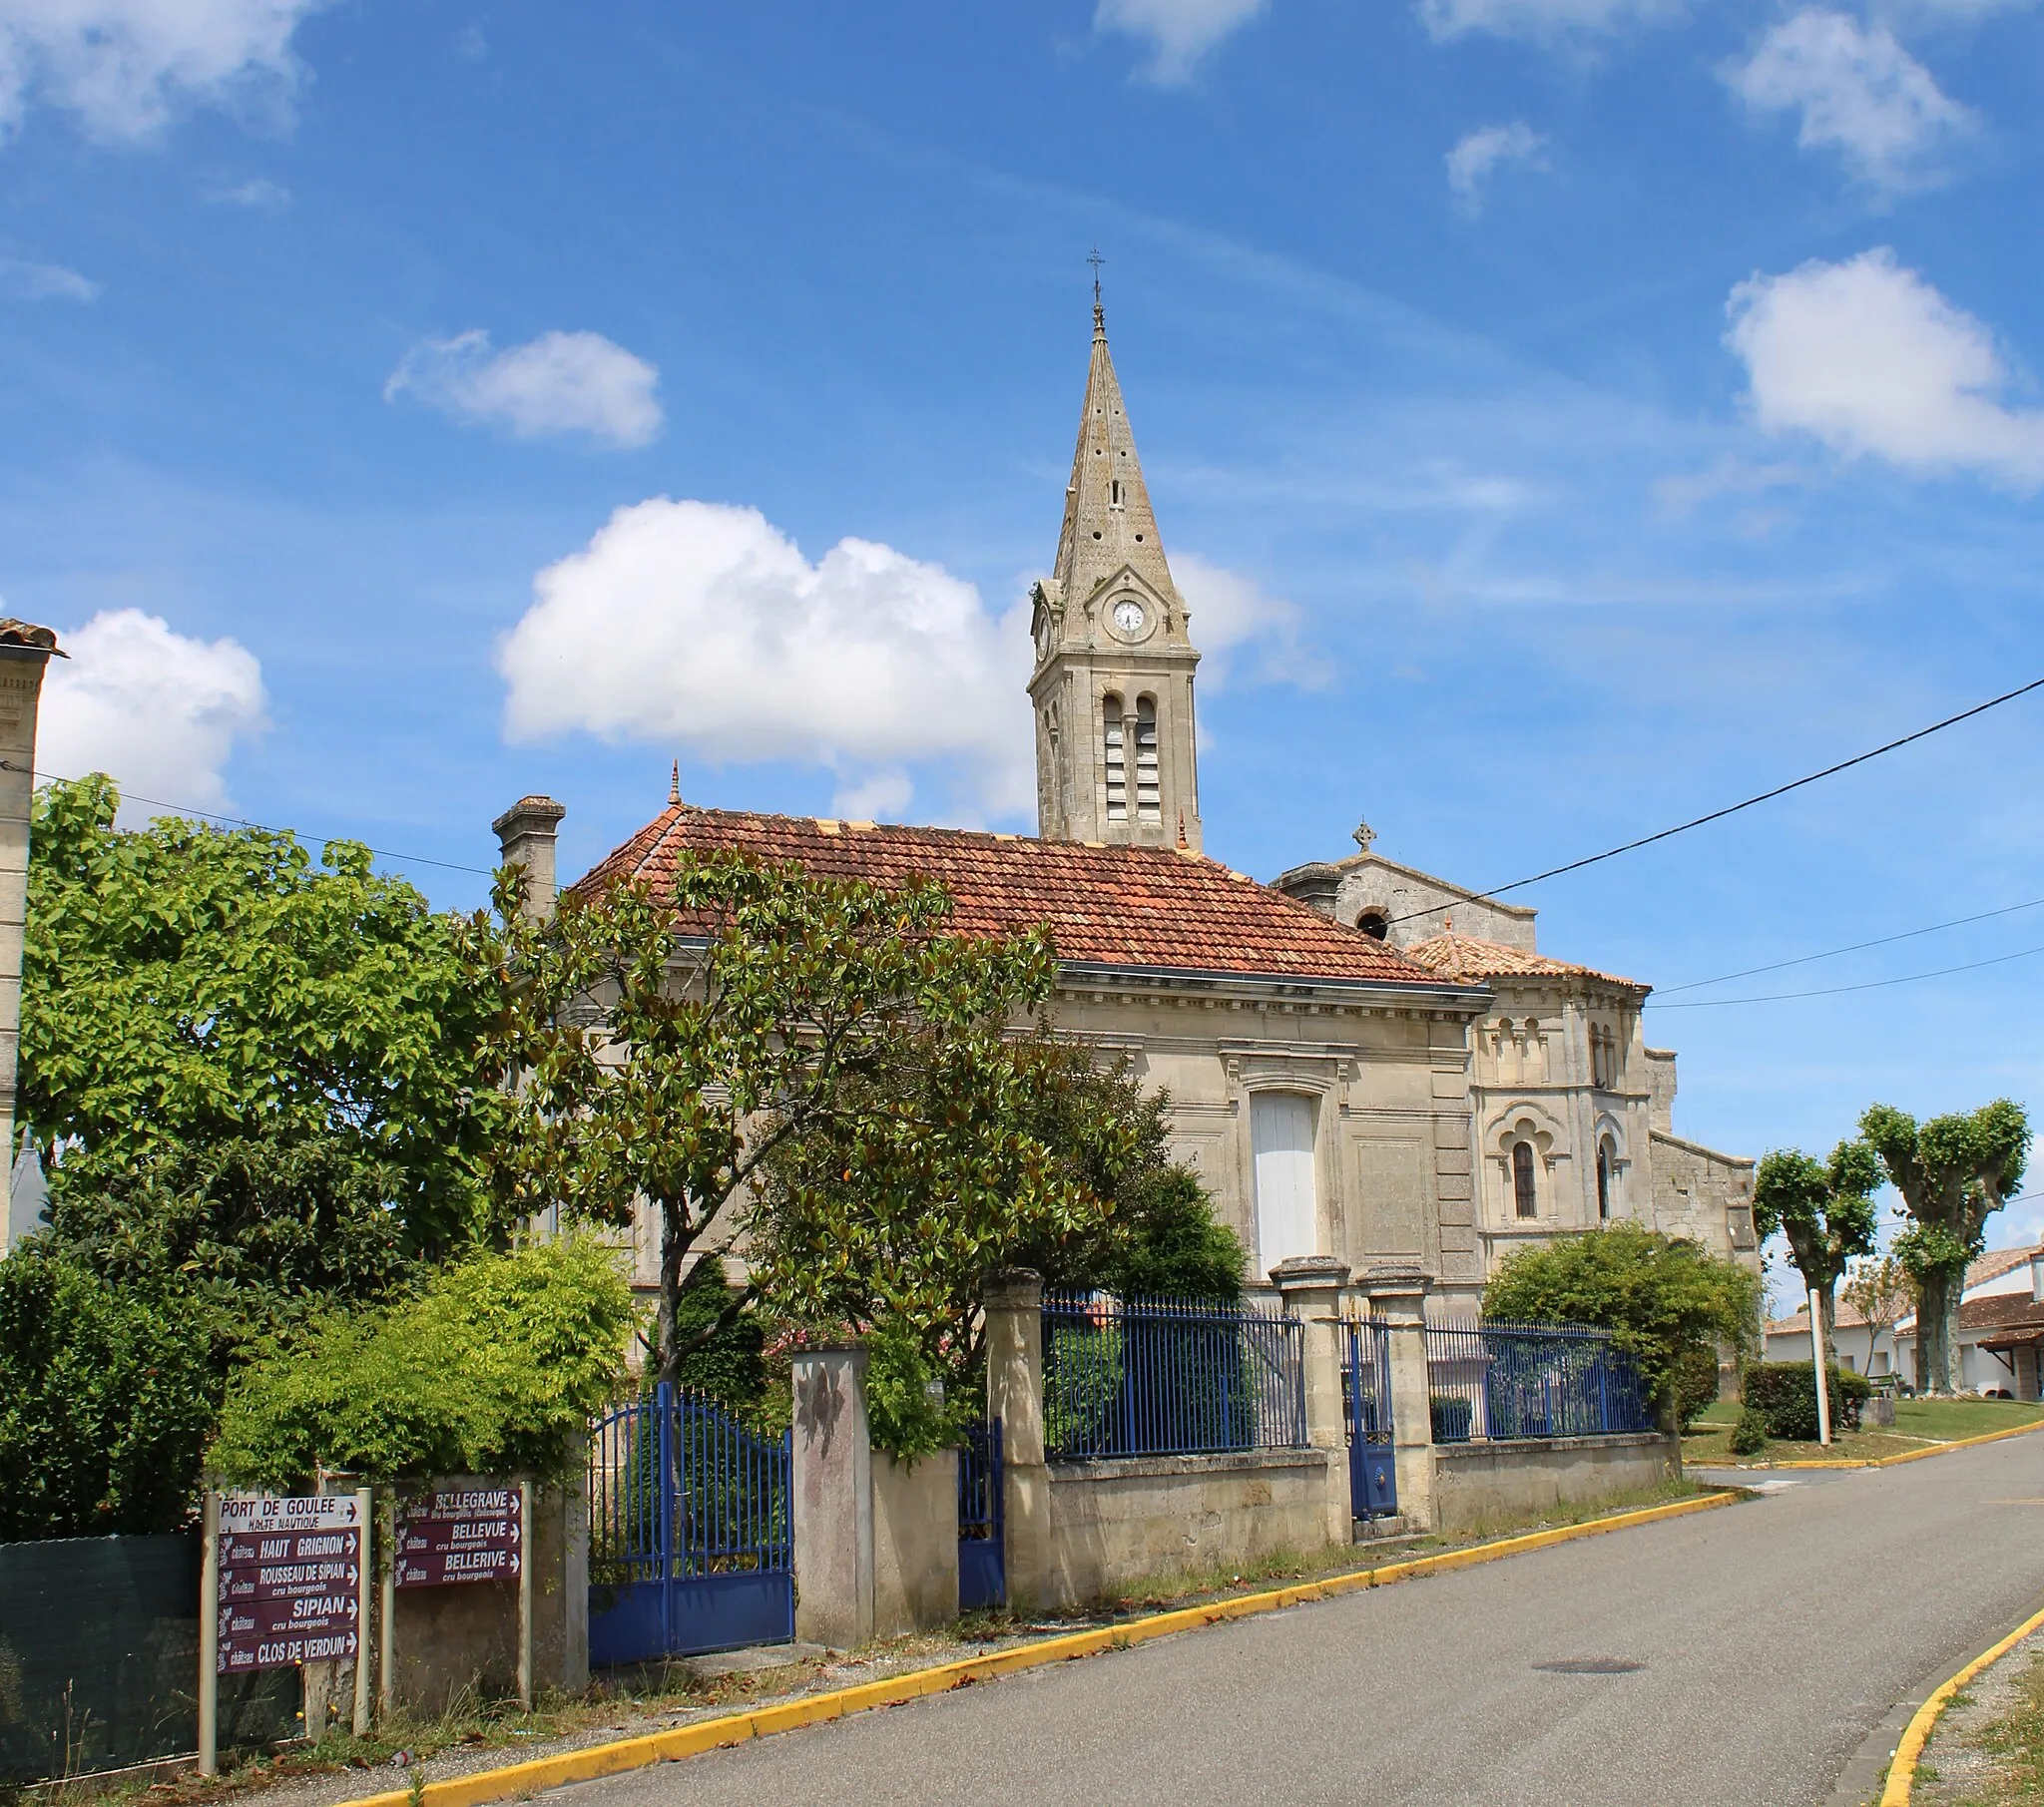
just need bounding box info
[1512,1141,1537,1219]
[1102,693,1126,821]
[1597,1139,1613,1221]
[1252,1093,1318,1271]
[1135,695,1162,822]
[1357,910,1388,941]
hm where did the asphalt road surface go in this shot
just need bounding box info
[553,1438,2044,1806]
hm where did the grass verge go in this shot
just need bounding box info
[1684,1397,2044,1467]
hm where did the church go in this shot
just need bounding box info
[497,298,1758,1308]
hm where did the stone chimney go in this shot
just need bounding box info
[492,795,566,921]
[0,621,63,1255]
[2029,1251,2043,1305]
[1274,861,1342,919]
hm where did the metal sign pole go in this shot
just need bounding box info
[198,1490,220,1776]
[517,1479,534,1713]
[351,1487,373,1735]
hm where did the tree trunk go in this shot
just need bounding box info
[1915,1268,1959,1394]
[656,1207,687,1385]
[1815,1281,1838,1376]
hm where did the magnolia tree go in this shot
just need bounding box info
[476,854,1105,1384]
[1861,1100,2030,1395]
[1752,1139,1881,1373]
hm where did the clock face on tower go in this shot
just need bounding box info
[1110,597,1148,641]
[1035,611,1057,660]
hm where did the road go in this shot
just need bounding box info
[553,1437,2044,1806]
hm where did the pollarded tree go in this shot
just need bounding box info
[1860,1100,2030,1395]
[1752,1140,1881,1375]
[478,856,1075,1383]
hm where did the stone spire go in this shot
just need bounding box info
[1028,293,1203,854]
[1049,302,1184,620]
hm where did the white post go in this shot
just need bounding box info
[1809,1286,1832,1447]
[378,1493,396,1720]
[198,1491,220,1776]
[352,1487,373,1735]
[516,1479,534,1713]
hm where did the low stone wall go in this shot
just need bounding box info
[1430,1433,1680,1535]
[872,1451,958,1640]
[1041,1449,1336,1608]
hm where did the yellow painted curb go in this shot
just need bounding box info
[1879,1597,2044,1805]
[323,1490,1736,1807]
[1728,1415,2044,1472]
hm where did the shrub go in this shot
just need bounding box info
[1729,1406,1771,1456]
[0,1241,223,1538]
[212,1236,634,1487]
[1836,1368,1871,1428]
[1430,1394,1474,1442]
[1742,1361,1852,1441]
[1482,1224,1761,1422]
[1673,1345,1724,1431]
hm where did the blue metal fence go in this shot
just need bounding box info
[1041,1290,1307,1461]
[586,1383,793,1665]
[1423,1320,1655,1443]
[1343,1318,1398,1519]
[957,1419,1006,1610]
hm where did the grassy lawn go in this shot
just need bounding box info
[1684,1395,2044,1466]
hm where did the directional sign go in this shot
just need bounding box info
[215,1495,363,1673]
[395,1488,522,1588]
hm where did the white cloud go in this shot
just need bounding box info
[0,0,329,143]
[1727,247,2044,487]
[1417,0,1676,42]
[38,609,266,822]
[1725,10,1973,189]
[498,499,1034,822]
[1173,553,1325,689]
[1446,122,1547,213]
[1094,0,1268,81]
[207,176,289,208]
[384,329,663,450]
[0,255,95,300]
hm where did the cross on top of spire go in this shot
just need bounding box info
[1088,246,1106,337]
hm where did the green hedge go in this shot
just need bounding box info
[1741,1361,1864,1439]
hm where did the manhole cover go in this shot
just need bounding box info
[1533,1657,1646,1675]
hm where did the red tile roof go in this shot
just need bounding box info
[574,805,1462,988]
[1402,929,1648,994]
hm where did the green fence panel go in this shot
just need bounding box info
[0,1535,297,1785]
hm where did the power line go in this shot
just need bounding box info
[1647,941,2044,1009]
[3,760,495,877]
[1656,893,2044,997]
[1388,675,2044,927]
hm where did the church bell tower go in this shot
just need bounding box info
[1029,295,1203,853]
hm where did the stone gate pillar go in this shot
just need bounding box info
[1361,1262,1436,1533]
[982,1268,1051,1612]
[790,1346,873,1648]
[1271,1255,1354,1547]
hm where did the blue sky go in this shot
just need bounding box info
[4,0,2044,1260]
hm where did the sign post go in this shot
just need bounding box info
[202,1492,366,1769]
[517,1480,533,1712]
[351,1487,373,1734]
[198,1492,220,1776]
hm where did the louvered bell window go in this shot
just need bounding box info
[1135,696,1161,822]
[1103,694,1127,821]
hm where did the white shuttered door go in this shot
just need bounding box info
[1251,1093,1318,1274]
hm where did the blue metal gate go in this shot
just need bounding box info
[1344,1320,1398,1522]
[958,1419,1005,1610]
[587,1383,793,1666]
